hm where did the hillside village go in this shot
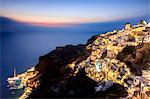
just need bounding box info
[7,21,150,99]
[76,20,150,98]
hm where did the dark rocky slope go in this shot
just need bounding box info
[29,36,129,98]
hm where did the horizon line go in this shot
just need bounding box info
[1,15,149,27]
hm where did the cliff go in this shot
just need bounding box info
[18,21,150,99]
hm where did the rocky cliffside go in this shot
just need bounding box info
[18,21,150,99]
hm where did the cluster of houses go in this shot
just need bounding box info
[77,20,150,98]
[7,66,39,98]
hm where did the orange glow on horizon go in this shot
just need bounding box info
[1,13,138,27]
[2,14,114,25]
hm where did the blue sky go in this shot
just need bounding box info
[1,0,149,24]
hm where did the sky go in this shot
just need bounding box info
[1,0,149,24]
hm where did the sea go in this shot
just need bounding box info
[1,16,149,98]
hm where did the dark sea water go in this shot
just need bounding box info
[1,16,149,98]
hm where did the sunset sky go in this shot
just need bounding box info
[1,0,149,24]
